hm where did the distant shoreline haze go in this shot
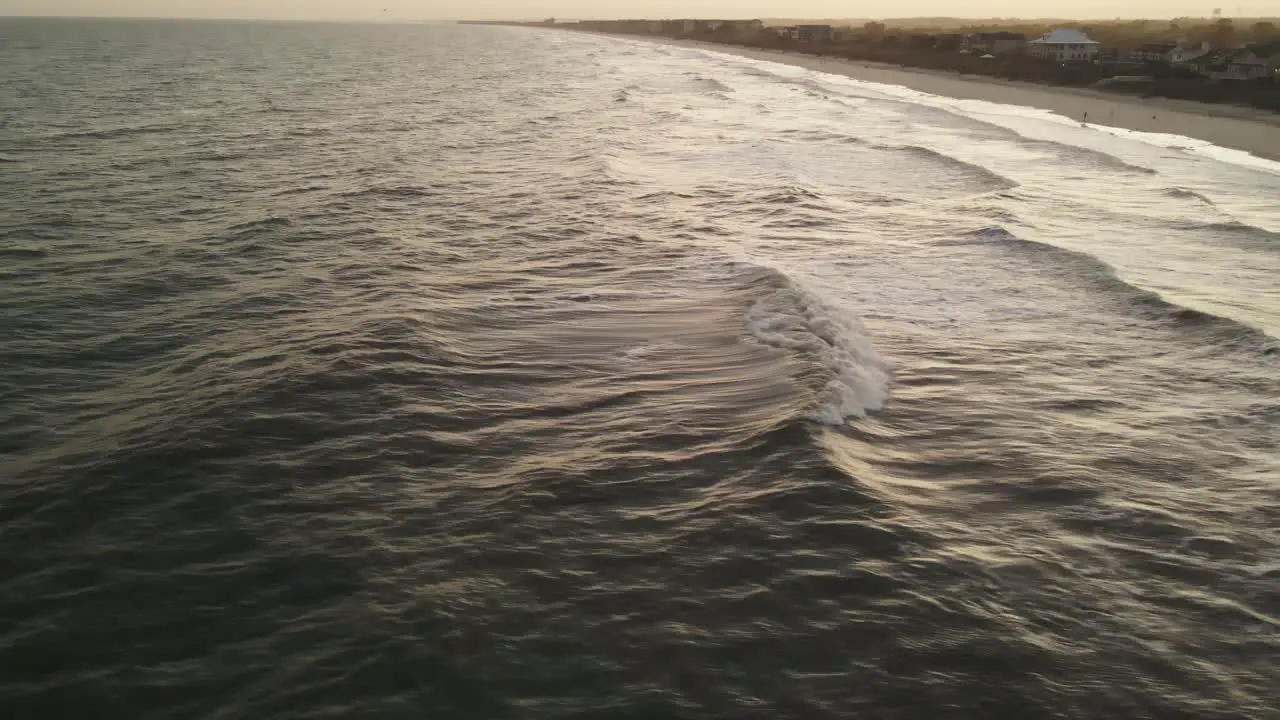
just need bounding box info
[1,0,1280,22]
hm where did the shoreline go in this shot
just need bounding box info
[599,34,1280,163]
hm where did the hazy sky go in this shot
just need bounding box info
[0,0,1274,21]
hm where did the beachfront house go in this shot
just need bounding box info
[1130,42,1178,63]
[1170,41,1213,68]
[1251,40,1280,76]
[1027,29,1101,62]
[1220,49,1272,80]
[1190,47,1274,81]
[962,32,1026,56]
[1190,49,1232,76]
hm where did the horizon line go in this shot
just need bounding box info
[3,14,1274,23]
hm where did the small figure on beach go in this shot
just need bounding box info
[1082,111,1088,124]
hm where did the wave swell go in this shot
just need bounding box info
[739,264,892,423]
[957,226,1277,350]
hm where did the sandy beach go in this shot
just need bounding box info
[613,35,1280,163]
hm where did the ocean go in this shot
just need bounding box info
[1,18,1277,719]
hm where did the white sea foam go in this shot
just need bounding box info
[744,280,892,424]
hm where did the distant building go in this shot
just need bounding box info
[1130,42,1178,63]
[1187,48,1269,79]
[1189,49,1233,76]
[1250,39,1280,76]
[1219,49,1272,80]
[1170,41,1213,67]
[1028,29,1101,62]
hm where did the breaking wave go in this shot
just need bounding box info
[728,263,893,424]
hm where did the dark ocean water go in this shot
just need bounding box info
[2,18,1279,719]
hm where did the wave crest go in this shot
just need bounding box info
[886,145,1019,191]
[742,268,892,424]
[955,226,1277,349]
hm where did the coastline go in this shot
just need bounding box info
[600,34,1280,163]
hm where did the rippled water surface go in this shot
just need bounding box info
[2,19,1279,719]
